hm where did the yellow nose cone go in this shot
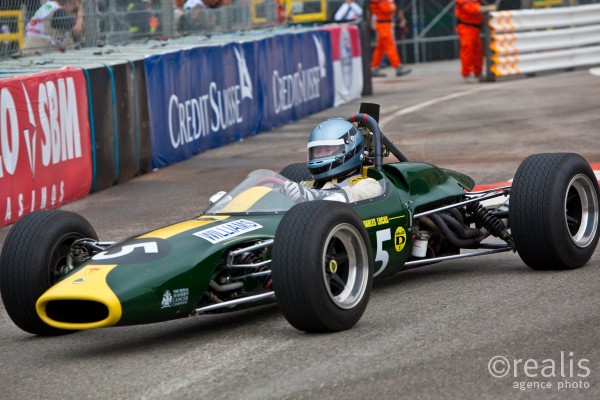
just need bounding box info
[36,264,122,330]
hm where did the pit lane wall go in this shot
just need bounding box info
[0,24,363,228]
[483,4,600,80]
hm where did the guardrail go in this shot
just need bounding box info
[483,4,600,80]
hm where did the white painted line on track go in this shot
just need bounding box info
[590,68,600,77]
[379,86,499,130]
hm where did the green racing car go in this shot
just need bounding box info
[1,104,598,335]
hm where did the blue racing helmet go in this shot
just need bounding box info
[307,119,364,181]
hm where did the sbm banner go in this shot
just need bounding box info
[0,68,92,227]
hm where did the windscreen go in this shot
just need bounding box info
[204,170,298,214]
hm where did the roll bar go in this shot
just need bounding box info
[347,113,409,170]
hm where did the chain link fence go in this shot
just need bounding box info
[396,0,600,64]
[0,0,279,58]
[1,0,599,61]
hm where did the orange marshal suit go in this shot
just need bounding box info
[370,0,402,69]
[455,0,484,77]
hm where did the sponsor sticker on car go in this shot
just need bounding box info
[193,219,263,244]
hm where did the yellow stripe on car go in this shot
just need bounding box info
[220,186,272,213]
[140,217,229,239]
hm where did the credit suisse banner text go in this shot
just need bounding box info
[144,31,335,169]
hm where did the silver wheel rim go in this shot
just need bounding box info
[321,223,369,309]
[564,173,599,248]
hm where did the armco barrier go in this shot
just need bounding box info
[84,61,152,191]
[484,4,600,80]
[0,68,92,228]
[112,62,152,183]
[130,59,153,176]
[84,65,118,192]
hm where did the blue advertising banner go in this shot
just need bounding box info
[259,31,335,131]
[145,42,261,168]
[144,30,334,169]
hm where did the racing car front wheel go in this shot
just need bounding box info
[272,201,373,332]
[510,153,600,269]
[0,210,98,335]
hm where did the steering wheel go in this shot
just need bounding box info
[255,176,286,188]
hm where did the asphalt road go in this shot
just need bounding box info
[1,61,599,400]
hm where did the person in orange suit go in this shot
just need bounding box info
[455,0,496,82]
[370,0,411,77]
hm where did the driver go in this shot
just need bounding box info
[280,118,384,203]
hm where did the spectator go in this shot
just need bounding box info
[21,0,83,55]
[125,0,152,36]
[334,0,363,22]
[184,0,224,9]
[276,0,289,24]
[370,0,411,77]
[178,0,218,33]
[173,0,185,30]
[455,0,496,83]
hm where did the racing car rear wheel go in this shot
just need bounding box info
[279,163,312,182]
[510,153,600,269]
[0,210,98,335]
[272,201,373,332]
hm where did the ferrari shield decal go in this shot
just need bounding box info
[193,219,263,244]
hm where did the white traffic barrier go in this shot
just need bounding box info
[484,4,600,79]
[488,4,600,32]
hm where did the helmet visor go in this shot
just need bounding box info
[307,139,345,161]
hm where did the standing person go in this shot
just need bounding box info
[455,0,496,82]
[21,0,83,55]
[370,0,411,77]
[334,0,363,22]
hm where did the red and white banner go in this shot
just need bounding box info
[0,67,92,227]
[320,25,363,107]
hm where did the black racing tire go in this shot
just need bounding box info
[279,163,312,182]
[509,153,600,270]
[272,201,373,332]
[0,210,98,335]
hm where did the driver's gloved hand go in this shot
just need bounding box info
[280,181,308,202]
[280,181,336,203]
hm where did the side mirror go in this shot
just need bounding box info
[208,191,227,205]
